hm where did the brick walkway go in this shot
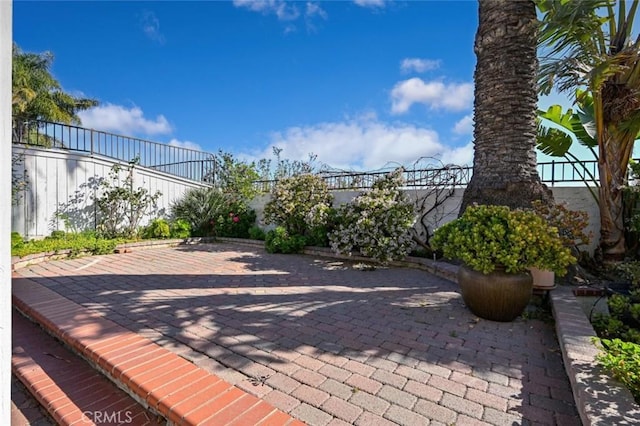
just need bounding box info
[14,243,580,425]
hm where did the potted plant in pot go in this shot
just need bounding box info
[530,201,592,290]
[431,204,576,322]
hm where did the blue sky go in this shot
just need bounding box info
[14,1,573,171]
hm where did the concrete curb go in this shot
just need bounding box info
[551,287,640,425]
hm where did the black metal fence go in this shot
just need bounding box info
[12,121,217,183]
[254,160,606,191]
[13,120,616,191]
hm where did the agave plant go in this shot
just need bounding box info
[170,187,230,236]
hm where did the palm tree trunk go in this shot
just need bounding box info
[598,128,631,261]
[461,0,552,213]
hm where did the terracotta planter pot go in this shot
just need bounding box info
[458,264,533,322]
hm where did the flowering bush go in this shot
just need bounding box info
[213,203,256,238]
[431,204,575,275]
[264,174,333,238]
[329,169,415,264]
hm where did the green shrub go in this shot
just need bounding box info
[264,174,333,237]
[248,225,266,241]
[330,169,415,264]
[11,232,23,250]
[93,238,119,255]
[11,232,124,258]
[265,227,306,254]
[593,289,640,344]
[143,218,171,239]
[170,219,191,239]
[305,225,331,247]
[95,158,161,238]
[615,261,640,287]
[48,230,67,240]
[213,204,256,238]
[170,187,229,237]
[595,338,640,403]
[432,204,575,275]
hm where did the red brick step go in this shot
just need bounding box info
[13,276,305,426]
[12,309,158,425]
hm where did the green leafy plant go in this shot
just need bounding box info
[11,232,123,258]
[11,232,24,250]
[170,186,229,237]
[594,338,640,403]
[170,219,191,239]
[265,226,306,254]
[94,158,161,239]
[593,286,640,345]
[329,169,415,264]
[213,203,257,238]
[143,218,171,239]
[263,173,333,237]
[531,200,592,249]
[624,160,640,256]
[248,225,266,241]
[431,204,576,275]
[616,261,640,287]
[212,150,260,200]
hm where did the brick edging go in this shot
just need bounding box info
[12,276,302,426]
[550,287,640,425]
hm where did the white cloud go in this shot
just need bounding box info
[233,0,300,21]
[400,58,440,74]
[441,142,473,166]
[168,139,203,152]
[453,114,474,135]
[248,116,472,170]
[306,2,327,19]
[391,78,473,114]
[354,0,387,8]
[78,104,172,136]
[233,0,327,33]
[140,10,165,44]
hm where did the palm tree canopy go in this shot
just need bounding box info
[538,0,640,120]
[12,43,98,126]
[537,0,640,259]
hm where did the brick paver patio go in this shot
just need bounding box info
[14,243,580,425]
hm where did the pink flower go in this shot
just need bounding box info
[229,212,235,217]
[233,216,240,223]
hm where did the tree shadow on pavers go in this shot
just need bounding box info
[174,243,367,278]
[16,247,580,424]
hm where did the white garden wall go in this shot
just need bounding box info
[12,145,602,255]
[12,146,209,239]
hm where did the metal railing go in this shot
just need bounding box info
[13,120,627,191]
[12,120,217,183]
[253,159,611,191]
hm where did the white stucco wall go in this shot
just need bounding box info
[12,146,210,239]
[13,144,603,256]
